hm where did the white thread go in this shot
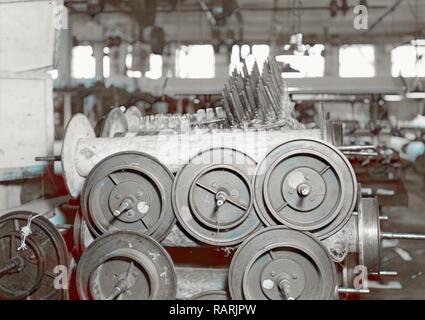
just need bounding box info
[18,214,41,251]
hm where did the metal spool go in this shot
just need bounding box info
[81,152,175,241]
[0,211,69,300]
[191,290,230,300]
[73,211,95,258]
[97,107,128,138]
[254,139,357,239]
[76,231,177,300]
[172,148,262,246]
[73,212,82,257]
[125,106,142,132]
[358,198,381,273]
[229,226,338,300]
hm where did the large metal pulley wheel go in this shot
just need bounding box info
[73,211,95,259]
[0,211,69,300]
[358,197,381,273]
[76,231,177,300]
[81,152,175,241]
[95,107,128,138]
[229,226,338,300]
[125,106,142,132]
[254,139,357,239]
[173,148,261,246]
[191,290,230,300]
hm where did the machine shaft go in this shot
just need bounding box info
[0,256,23,278]
[381,232,425,240]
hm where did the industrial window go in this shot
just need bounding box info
[391,41,425,77]
[103,47,110,78]
[339,45,375,78]
[145,54,163,79]
[71,45,96,79]
[175,45,215,79]
[275,44,325,78]
[103,55,110,78]
[230,44,270,74]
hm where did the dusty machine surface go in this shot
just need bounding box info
[2,58,424,301]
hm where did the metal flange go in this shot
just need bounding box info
[172,148,262,246]
[81,152,175,242]
[191,290,230,300]
[358,197,381,273]
[253,139,357,240]
[229,226,338,300]
[76,231,177,300]
[97,107,128,138]
[62,114,96,198]
[125,106,142,133]
[0,211,69,300]
[73,211,95,259]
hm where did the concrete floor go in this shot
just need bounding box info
[364,167,425,299]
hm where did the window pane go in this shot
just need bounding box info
[339,45,375,78]
[72,45,96,79]
[276,44,325,78]
[175,45,215,79]
[103,55,110,78]
[146,54,163,79]
[391,44,425,77]
[229,44,270,74]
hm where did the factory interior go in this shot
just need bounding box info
[1,0,425,301]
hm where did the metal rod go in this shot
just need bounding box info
[278,279,294,300]
[382,232,425,240]
[369,271,398,276]
[342,151,379,157]
[105,279,128,300]
[338,145,377,152]
[113,199,133,217]
[35,155,61,162]
[338,287,370,294]
[0,257,23,278]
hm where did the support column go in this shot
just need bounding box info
[109,44,127,82]
[375,44,391,77]
[163,43,177,78]
[93,42,104,80]
[215,46,230,79]
[325,45,340,77]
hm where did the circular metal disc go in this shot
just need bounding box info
[98,107,128,138]
[229,226,338,300]
[358,197,381,272]
[172,148,262,246]
[0,211,69,300]
[62,114,96,198]
[191,290,230,300]
[73,211,82,258]
[76,231,177,300]
[125,106,142,132]
[73,211,95,259]
[81,152,175,242]
[253,139,357,240]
